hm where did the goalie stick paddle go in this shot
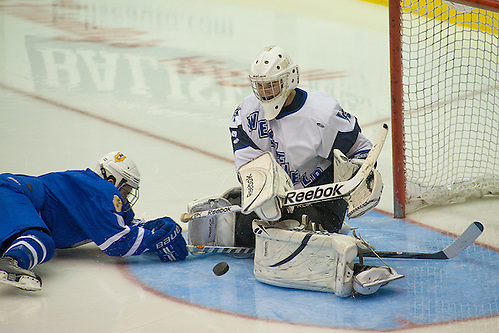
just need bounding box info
[187,221,484,259]
[187,245,254,255]
[361,221,484,259]
[180,123,389,222]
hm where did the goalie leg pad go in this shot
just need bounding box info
[187,195,236,247]
[252,220,360,297]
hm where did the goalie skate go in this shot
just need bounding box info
[0,256,42,291]
[353,266,404,295]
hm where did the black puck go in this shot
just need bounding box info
[213,261,229,276]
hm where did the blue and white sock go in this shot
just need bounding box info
[4,229,55,270]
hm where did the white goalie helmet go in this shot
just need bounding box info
[249,45,299,120]
[95,151,140,206]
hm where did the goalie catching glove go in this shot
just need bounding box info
[332,149,383,218]
[237,152,294,221]
[139,217,188,261]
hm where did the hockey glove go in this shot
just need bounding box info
[142,217,188,261]
[332,149,364,183]
[141,217,167,232]
[332,149,383,218]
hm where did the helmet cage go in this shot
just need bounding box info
[250,72,289,103]
[96,152,140,209]
[99,164,140,208]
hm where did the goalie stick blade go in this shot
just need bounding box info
[361,221,484,260]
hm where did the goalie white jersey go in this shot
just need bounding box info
[230,88,372,189]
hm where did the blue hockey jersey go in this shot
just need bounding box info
[0,169,149,257]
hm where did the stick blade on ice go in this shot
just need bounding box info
[441,221,484,259]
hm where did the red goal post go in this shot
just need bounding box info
[389,0,499,218]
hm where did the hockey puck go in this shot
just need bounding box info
[213,261,229,276]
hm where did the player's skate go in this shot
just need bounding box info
[353,265,404,295]
[0,256,42,291]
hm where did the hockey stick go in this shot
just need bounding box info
[188,221,484,259]
[180,123,389,222]
[361,221,484,259]
[187,245,254,255]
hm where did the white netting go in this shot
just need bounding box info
[399,0,499,213]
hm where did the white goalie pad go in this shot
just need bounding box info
[238,152,293,221]
[252,219,363,297]
[187,194,236,247]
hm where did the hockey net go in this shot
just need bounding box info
[390,0,499,217]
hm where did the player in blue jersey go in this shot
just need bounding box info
[0,152,187,291]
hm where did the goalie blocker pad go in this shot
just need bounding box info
[238,152,293,221]
[252,219,361,297]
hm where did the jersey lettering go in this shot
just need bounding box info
[231,129,239,145]
[289,167,323,187]
[247,112,259,131]
[232,106,241,122]
[258,120,269,138]
[336,109,352,121]
[300,168,323,187]
[268,130,278,149]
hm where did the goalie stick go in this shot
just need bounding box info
[360,221,484,259]
[187,221,483,259]
[187,245,254,255]
[180,123,389,222]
